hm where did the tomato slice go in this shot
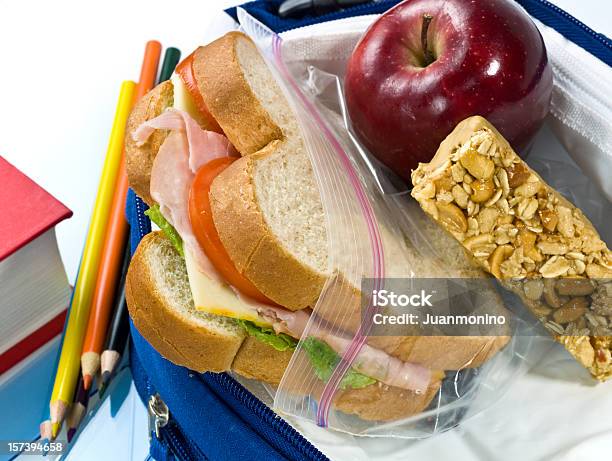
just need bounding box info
[189,157,273,304]
[176,51,223,133]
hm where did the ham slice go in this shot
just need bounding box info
[258,305,431,393]
[137,109,237,280]
[323,335,431,393]
[133,109,236,170]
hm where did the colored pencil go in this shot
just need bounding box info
[99,46,181,396]
[99,246,130,395]
[80,41,161,390]
[159,47,181,84]
[48,80,136,439]
[66,373,90,443]
[40,259,82,443]
[39,420,52,442]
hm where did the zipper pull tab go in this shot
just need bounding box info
[148,393,169,440]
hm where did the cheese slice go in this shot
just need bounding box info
[171,74,210,128]
[172,75,265,324]
[183,247,270,326]
[172,75,273,327]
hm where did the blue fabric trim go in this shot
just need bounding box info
[225,0,399,33]
[150,435,173,461]
[225,0,611,66]
[126,188,151,256]
[515,0,611,66]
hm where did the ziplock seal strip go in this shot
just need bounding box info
[271,34,385,427]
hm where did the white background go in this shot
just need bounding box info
[0,1,610,460]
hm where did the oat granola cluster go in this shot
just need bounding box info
[411,119,612,381]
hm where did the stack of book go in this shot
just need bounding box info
[0,156,72,375]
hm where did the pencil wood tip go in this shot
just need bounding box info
[81,352,101,380]
[83,374,93,391]
[40,420,52,440]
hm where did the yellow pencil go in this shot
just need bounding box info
[49,81,136,438]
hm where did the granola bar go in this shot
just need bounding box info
[411,116,612,381]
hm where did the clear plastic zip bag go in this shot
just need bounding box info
[237,8,540,437]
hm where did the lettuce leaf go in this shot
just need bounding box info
[301,337,376,390]
[145,205,184,257]
[238,322,375,390]
[238,320,298,352]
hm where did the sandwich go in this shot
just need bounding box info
[125,31,510,422]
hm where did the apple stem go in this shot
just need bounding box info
[421,14,435,66]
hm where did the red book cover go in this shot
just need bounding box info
[0,156,72,261]
[0,309,67,374]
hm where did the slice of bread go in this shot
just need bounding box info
[232,336,293,384]
[333,380,442,422]
[209,145,328,310]
[194,32,299,156]
[125,80,174,205]
[126,231,245,372]
[198,32,329,310]
[127,232,442,421]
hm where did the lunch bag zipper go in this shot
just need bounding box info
[133,194,151,252]
[132,333,205,461]
[158,420,202,461]
[285,0,397,28]
[146,382,205,460]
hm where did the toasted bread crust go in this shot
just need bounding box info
[126,232,244,372]
[209,148,327,310]
[193,32,283,156]
[232,336,293,384]
[125,81,174,205]
[333,379,441,422]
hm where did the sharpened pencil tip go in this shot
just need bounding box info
[51,422,60,439]
[83,374,93,391]
[40,420,52,440]
[101,370,111,386]
[67,428,76,443]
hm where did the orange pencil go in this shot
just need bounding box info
[80,41,161,389]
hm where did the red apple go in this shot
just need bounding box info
[345,0,553,182]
